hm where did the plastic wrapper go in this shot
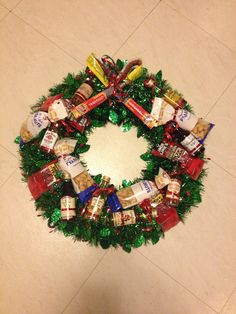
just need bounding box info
[152,203,180,231]
[58,155,94,194]
[39,94,63,112]
[54,138,77,156]
[108,181,158,212]
[151,97,214,142]
[71,86,114,119]
[155,168,171,189]
[123,98,158,129]
[152,141,204,180]
[20,111,49,143]
[48,99,71,123]
[28,160,61,199]
[86,53,109,86]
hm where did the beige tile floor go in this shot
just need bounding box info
[0,0,236,313]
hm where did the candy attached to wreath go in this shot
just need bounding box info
[17,53,214,252]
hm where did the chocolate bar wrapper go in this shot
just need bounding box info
[123,98,158,129]
[71,86,114,119]
[164,90,187,109]
[86,53,109,87]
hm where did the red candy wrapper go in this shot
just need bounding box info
[71,86,114,119]
[154,203,180,231]
[123,98,158,129]
[152,141,204,180]
[28,160,61,199]
[40,94,63,112]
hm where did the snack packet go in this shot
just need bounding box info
[155,168,171,189]
[28,160,61,199]
[58,155,94,194]
[20,111,49,143]
[54,138,77,157]
[108,181,158,212]
[151,97,214,142]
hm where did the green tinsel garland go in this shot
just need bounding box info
[16,59,206,253]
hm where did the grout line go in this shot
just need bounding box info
[219,286,236,313]
[0,167,18,189]
[137,250,219,314]
[204,74,236,118]
[0,143,18,159]
[164,1,236,55]
[10,11,84,67]
[0,9,10,23]
[61,251,108,314]
[211,160,236,180]
[112,0,162,57]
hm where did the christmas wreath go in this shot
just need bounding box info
[16,54,214,252]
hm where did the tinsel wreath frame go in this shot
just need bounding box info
[17,58,206,253]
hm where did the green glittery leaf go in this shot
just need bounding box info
[140,152,153,161]
[51,208,61,224]
[134,235,145,248]
[77,144,90,153]
[15,135,21,144]
[100,227,111,238]
[109,109,119,124]
[116,59,125,71]
[121,121,132,132]
[155,70,162,85]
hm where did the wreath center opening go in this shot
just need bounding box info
[82,122,148,185]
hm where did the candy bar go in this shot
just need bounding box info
[123,98,158,129]
[71,86,114,119]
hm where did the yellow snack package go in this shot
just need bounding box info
[86,53,109,87]
[126,65,143,82]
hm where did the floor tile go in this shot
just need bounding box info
[114,2,236,118]
[166,0,236,52]
[63,250,216,314]
[206,77,236,177]
[0,0,20,10]
[0,3,8,19]
[138,162,236,312]
[82,123,148,186]
[0,145,18,186]
[0,168,105,314]
[13,0,159,63]
[0,13,79,155]
[221,289,236,314]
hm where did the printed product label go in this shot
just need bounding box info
[41,130,58,150]
[73,92,107,118]
[48,99,68,122]
[176,110,198,131]
[88,197,105,216]
[124,99,157,128]
[27,111,49,136]
[41,163,59,187]
[54,138,77,156]
[61,196,76,209]
[113,210,136,226]
[167,180,180,194]
[131,181,157,203]
[181,134,200,152]
[155,168,171,189]
[58,155,85,178]
[77,83,93,100]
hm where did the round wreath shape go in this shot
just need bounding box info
[17,54,213,252]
